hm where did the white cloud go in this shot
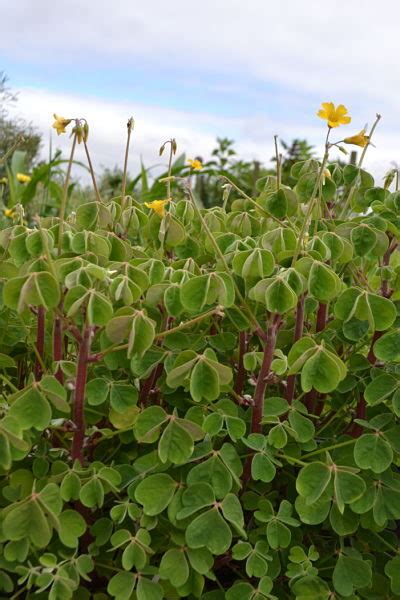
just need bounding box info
[2,0,400,107]
[9,87,399,186]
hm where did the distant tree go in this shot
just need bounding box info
[0,73,41,177]
[98,166,125,198]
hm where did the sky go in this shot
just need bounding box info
[2,0,400,182]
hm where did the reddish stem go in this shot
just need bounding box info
[316,302,328,333]
[234,331,248,397]
[53,316,64,384]
[71,326,93,464]
[251,317,280,434]
[243,317,280,485]
[285,295,305,404]
[34,306,46,381]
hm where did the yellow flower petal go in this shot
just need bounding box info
[16,173,31,184]
[344,129,369,148]
[317,102,351,128]
[187,159,203,171]
[144,199,170,217]
[52,114,72,135]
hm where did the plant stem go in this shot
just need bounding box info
[292,145,330,265]
[83,140,102,204]
[370,531,398,554]
[301,438,356,459]
[156,308,217,339]
[58,133,77,254]
[285,295,305,403]
[234,331,247,396]
[274,135,281,190]
[166,141,174,200]
[98,308,219,358]
[34,306,45,381]
[243,316,280,485]
[339,114,382,219]
[316,302,328,333]
[121,117,134,208]
[53,316,64,384]
[221,175,297,232]
[71,326,93,464]
[0,374,19,393]
[251,316,280,433]
[278,453,307,467]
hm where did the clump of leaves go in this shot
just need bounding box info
[0,108,400,600]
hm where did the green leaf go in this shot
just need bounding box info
[265,189,288,219]
[86,378,110,406]
[39,375,69,412]
[180,274,211,312]
[107,571,136,600]
[351,224,377,256]
[308,262,341,302]
[158,419,194,464]
[333,551,372,597]
[135,473,176,515]
[58,510,87,548]
[329,504,359,535]
[385,555,400,595]
[87,290,113,326]
[334,469,366,514]
[295,494,331,525]
[136,577,163,600]
[296,462,331,504]
[354,434,393,473]
[135,405,168,442]
[110,383,138,412]
[301,348,346,393]
[267,519,291,549]
[251,452,276,483]
[265,277,298,313]
[79,478,104,508]
[8,387,52,430]
[190,358,220,402]
[367,293,397,331]
[3,499,52,548]
[374,329,400,361]
[177,482,215,519]
[221,493,245,536]
[186,507,232,555]
[364,373,398,405]
[159,548,190,588]
[0,432,11,470]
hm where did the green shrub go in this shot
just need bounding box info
[0,107,399,598]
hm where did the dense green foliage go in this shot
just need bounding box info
[0,117,400,600]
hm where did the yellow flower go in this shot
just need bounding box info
[4,208,14,218]
[317,102,351,128]
[16,173,31,184]
[187,158,203,171]
[343,129,369,148]
[322,169,332,185]
[52,114,72,135]
[144,199,170,217]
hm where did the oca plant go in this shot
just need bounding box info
[0,106,399,599]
